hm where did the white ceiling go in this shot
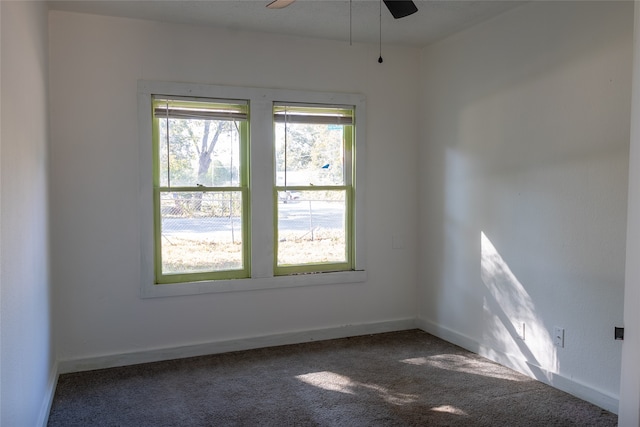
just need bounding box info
[48,0,525,47]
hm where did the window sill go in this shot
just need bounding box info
[140,270,367,299]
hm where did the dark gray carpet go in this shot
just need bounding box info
[48,330,617,426]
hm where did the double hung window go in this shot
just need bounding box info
[152,97,249,284]
[274,103,354,274]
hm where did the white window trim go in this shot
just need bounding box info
[138,80,367,298]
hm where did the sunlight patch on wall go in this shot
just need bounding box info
[480,232,556,376]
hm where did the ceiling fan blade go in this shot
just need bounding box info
[383,0,418,19]
[266,0,296,9]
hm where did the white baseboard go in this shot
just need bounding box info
[58,318,417,374]
[38,361,59,427]
[415,317,619,414]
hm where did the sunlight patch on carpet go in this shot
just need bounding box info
[360,382,417,405]
[431,405,468,416]
[296,371,418,405]
[400,354,529,382]
[296,371,356,394]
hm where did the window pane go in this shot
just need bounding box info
[275,122,345,187]
[160,191,244,274]
[277,190,347,266]
[158,118,242,188]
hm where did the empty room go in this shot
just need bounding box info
[2,0,640,425]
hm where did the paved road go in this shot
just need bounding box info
[162,201,344,238]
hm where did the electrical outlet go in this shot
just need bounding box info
[554,327,565,348]
[615,327,624,340]
[515,322,525,340]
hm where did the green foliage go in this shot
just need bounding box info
[212,160,239,185]
[159,117,240,188]
[275,123,346,186]
[275,124,316,171]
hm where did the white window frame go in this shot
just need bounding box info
[138,80,366,298]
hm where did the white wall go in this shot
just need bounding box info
[49,11,419,366]
[619,3,640,425]
[418,1,632,412]
[0,1,54,426]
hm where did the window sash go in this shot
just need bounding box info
[154,188,250,283]
[273,186,353,275]
[274,119,354,188]
[154,118,249,190]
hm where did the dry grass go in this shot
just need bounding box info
[162,231,345,273]
[162,237,243,273]
[277,230,346,265]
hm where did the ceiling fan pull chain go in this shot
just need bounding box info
[378,0,383,63]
